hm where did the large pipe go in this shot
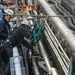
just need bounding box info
[32,58,40,75]
[38,0,75,51]
[13,47,22,75]
[38,40,52,75]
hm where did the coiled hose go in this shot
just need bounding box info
[50,0,75,31]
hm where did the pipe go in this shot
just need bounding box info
[40,13,70,62]
[22,46,29,75]
[38,40,52,75]
[32,58,40,75]
[28,3,58,74]
[27,12,33,25]
[28,0,32,5]
[13,47,22,75]
[45,21,69,68]
[33,10,59,75]
[51,68,58,75]
[38,0,75,51]
[21,0,25,6]
[15,0,19,27]
[44,30,67,75]
[26,9,40,75]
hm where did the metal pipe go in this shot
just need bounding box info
[34,0,38,10]
[28,0,32,5]
[38,40,52,75]
[27,9,40,75]
[27,12,33,25]
[38,0,75,51]
[44,30,67,75]
[33,10,58,75]
[40,13,70,63]
[13,47,22,75]
[32,58,40,75]
[22,46,29,75]
[21,0,25,6]
[45,21,69,68]
[51,68,58,75]
[27,3,57,75]
[15,0,19,26]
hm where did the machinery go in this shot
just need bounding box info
[1,0,75,75]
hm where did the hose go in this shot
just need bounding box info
[55,1,66,16]
[67,13,75,31]
[58,3,75,25]
[54,1,75,31]
[48,0,55,4]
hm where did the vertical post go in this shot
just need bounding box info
[15,0,19,27]
[24,0,27,5]
[22,0,25,6]
[34,0,37,10]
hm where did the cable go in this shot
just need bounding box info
[54,1,75,31]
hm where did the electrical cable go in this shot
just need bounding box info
[54,1,75,31]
